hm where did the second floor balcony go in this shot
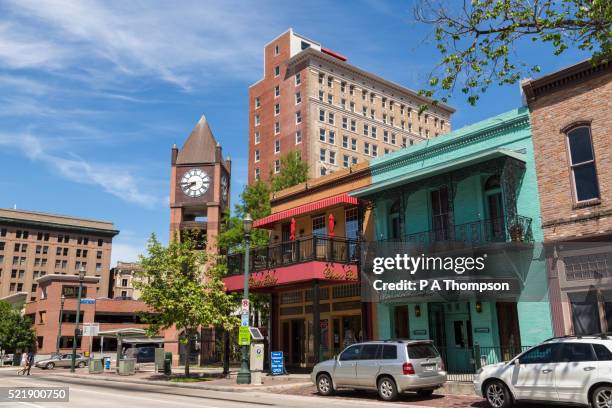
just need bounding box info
[227,235,359,276]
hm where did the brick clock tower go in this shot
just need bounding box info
[170,115,231,252]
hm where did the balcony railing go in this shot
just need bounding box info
[227,235,359,276]
[383,216,533,247]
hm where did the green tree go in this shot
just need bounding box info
[415,0,611,105]
[0,301,36,353]
[136,233,239,376]
[270,151,309,193]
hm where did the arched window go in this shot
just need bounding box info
[389,200,402,239]
[484,175,500,191]
[566,125,599,202]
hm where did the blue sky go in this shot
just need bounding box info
[0,0,589,264]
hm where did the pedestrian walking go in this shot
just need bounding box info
[17,350,28,375]
[25,350,34,375]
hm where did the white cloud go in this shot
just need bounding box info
[111,241,145,267]
[0,132,165,208]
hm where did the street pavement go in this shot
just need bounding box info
[0,368,581,408]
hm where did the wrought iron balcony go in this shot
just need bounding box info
[382,215,533,248]
[226,235,359,276]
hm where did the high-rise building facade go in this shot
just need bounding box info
[248,29,455,183]
[0,208,118,302]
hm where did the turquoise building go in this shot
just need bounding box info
[352,107,553,373]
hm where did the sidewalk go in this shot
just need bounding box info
[37,367,312,392]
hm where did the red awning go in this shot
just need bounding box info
[254,193,360,229]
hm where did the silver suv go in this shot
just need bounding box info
[311,340,447,401]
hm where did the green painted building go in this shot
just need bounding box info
[352,107,553,373]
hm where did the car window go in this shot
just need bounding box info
[61,354,71,359]
[359,344,380,360]
[559,343,596,362]
[407,343,439,359]
[382,345,397,360]
[594,344,612,361]
[520,344,560,364]
[339,345,362,361]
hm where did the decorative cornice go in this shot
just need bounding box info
[369,110,530,177]
[0,217,119,237]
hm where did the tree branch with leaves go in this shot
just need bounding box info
[415,0,611,105]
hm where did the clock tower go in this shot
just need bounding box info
[170,115,231,252]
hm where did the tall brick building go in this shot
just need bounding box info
[248,29,455,183]
[522,60,612,335]
[0,208,118,302]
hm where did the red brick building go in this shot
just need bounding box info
[522,60,612,335]
[248,29,454,184]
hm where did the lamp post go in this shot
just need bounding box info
[56,295,65,354]
[236,213,253,384]
[70,267,86,372]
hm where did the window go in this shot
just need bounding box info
[255,97,260,108]
[96,251,102,259]
[274,65,280,77]
[254,131,260,144]
[340,81,346,93]
[0,242,4,251]
[319,90,324,101]
[295,73,301,85]
[566,125,599,202]
[96,263,102,273]
[519,344,560,364]
[352,157,358,165]
[594,344,612,361]
[351,138,357,151]
[296,111,302,124]
[295,130,302,144]
[372,144,378,157]
[255,168,260,180]
[319,148,326,161]
[342,135,349,148]
[275,139,280,154]
[254,114,260,126]
[319,109,325,122]
[329,151,336,165]
[391,133,396,145]
[254,150,260,162]
[98,239,103,247]
[360,344,380,360]
[274,122,280,134]
[382,345,397,360]
[343,155,349,168]
[339,345,361,361]
[570,292,601,335]
[559,343,596,362]
[275,85,280,97]
[363,124,368,136]
[37,232,43,240]
[340,98,346,109]
[328,112,334,125]
[328,131,335,145]
[327,94,333,105]
[407,343,439,359]
[371,109,375,119]
[371,126,377,139]
[327,76,333,87]
[383,130,389,142]
[295,92,301,104]
[350,101,355,112]
[349,85,354,95]
[318,73,324,84]
[275,103,280,115]
[320,167,327,176]
[0,229,5,237]
[319,128,326,142]
[274,160,280,173]
[364,142,370,155]
[362,106,367,117]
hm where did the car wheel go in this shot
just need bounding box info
[416,389,435,398]
[485,380,512,408]
[77,361,86,368]
[377,376,398,401]
[45,362,55,370]
[592,385,612,408]
[316,373,334,396]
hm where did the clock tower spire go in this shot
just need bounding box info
[169,115,231,253]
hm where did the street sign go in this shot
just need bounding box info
[240,313,249,327]
[82,323,99,336]
[238,326,251,346]
[271,351,284,375]
[241,299,250,314]
[80,298,96,305]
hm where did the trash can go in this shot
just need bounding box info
[118,358,136,376]
[163,352,172,375]
[89,358,104,374]
[104,357,111,370]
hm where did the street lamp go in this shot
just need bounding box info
[56,295,65,354]
[70,267,86,372]
[236,213,253,384]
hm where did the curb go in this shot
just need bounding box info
[40,372,312,393]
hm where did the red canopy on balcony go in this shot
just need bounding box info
[253,193,361,229]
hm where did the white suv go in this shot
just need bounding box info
[474,335,612,407]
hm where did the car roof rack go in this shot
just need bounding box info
[544,332,611,342]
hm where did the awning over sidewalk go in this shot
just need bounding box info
[351,148,526,198]
[254,193,361,229]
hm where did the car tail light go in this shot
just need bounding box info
[402,362,415,375]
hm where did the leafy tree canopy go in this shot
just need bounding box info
[0,301,36,352]
[416,0,611,106]
[270,151,309,193]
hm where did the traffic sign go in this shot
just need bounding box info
[241,313,249,327]
[238,326,251,346]
[80,298,96,305]
[241,299,250,314]
[82,323,99,336]
[271,351,284,375]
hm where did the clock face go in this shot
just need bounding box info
[180,168,210,198]
[221,175,228,202]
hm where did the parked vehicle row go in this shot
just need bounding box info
[35,353,88,369]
